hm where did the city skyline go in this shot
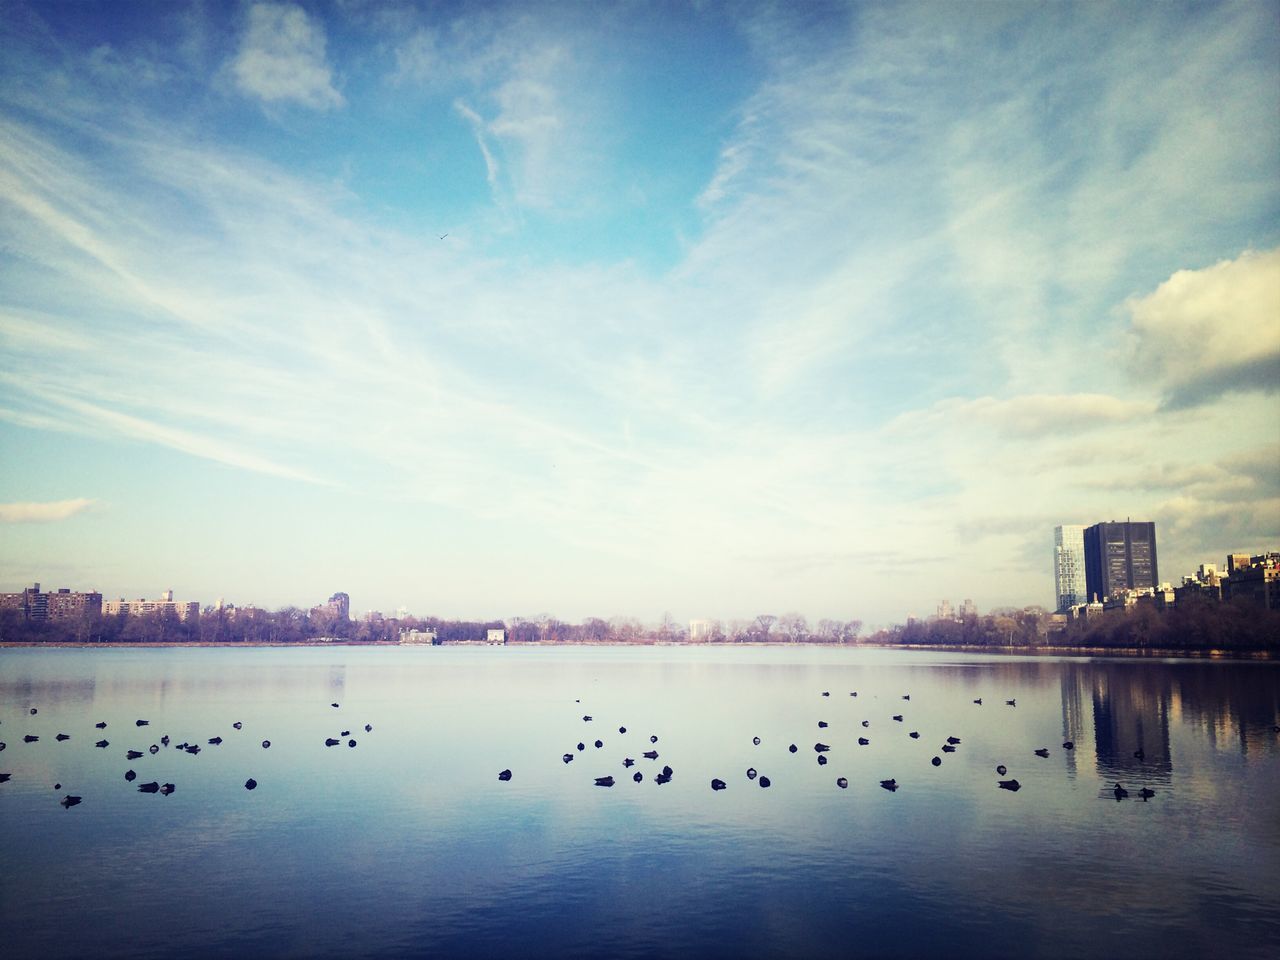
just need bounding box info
[2,2,1278,626]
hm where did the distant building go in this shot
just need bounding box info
[0,583,103,621]
[936,599,954,620]
[1083,521,1158,602]
[1054,525,1087,612]
[486,628,506,645]
[311,592,350,622]
[960,598,977,618]
[1222,552,1280,609]
[103,589,200,621]
[400,628,438,645]
[688,619,714,641]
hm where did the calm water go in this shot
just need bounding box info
[1,645,1278,959]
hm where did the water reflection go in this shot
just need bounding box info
[0,646,1277,960]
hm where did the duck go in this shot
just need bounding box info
[643,750,659,760]
[1034,748,1049,758]
[261,740,271,749]
[126,749,143,759]
[1133,748,1145,761]
[594,776,614,787]
[347,739,357,748]
[364,724,373,733]
[582,716,592,722]
[996,764,1007,776]
[623,757,635,767]
[650,735,658,743]
[618,726,626,734]
[941,744,955,753]
[880,779,898,791]
[817,722,828,729]
[55,734,70,742]
[1138,787,1155,801]
[136,720,149,727]
[159,783,175,796]
[711,778,727,791]
[95,740,109,749]
[498,769,512,781]
[822,692,830,697]
[836,777,848,789]
[325,738,340,747]
[1062,741,1075,750]
[138,781,160,793]
[233,722,243,730]
[634,771,644,783]
[973,699,982,705]
[788,744,798,753]
[858,737,870,746]
[1113,783,1129,801]
[758,776,771,788]
[184,744,200,755]
[149,745,159,754]
[209,737,223,746]
[1006,699,1016,707]
[562,753,574,764]
[815,742,831,752]
[125,770,136,782]
[60,795,81,808]
[946,736,961,745]
[245,779,258,790]
[95,722,107,729]
[24,735,39,743]
[908,731,920,739]
[746,767,758,780]
[892,715,903,722]
[998,779,1021,792]
[817,755,828,766]
[593,739,603,748]
[931,756,942,766]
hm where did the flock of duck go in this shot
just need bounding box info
[0,690,1164,808]
[0,702,371,809]
[495,689,1162,803]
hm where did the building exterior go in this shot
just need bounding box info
[103,589,200,621]
[688,619,714,641]
[311,592,350,622]
[936,599,954,620]
[1083,521,1158,602]
[486,628,506,645]
[960,598,977,618]
[400,628,439,644]
[1222,552,1280,609]
[0,583,103,621]
[1053,525,1087,612]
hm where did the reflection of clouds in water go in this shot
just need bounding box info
[1,646,1278,959]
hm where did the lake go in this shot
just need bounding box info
[1,645,1277,959]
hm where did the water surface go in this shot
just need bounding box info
[1,645,1277,958]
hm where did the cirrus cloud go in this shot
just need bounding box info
[0,498,95,523]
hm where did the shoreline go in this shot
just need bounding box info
[0,640,1274,659]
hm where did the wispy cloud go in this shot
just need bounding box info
[229,2,343,110]
[0,498,94,523]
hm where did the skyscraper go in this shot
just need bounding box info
[1083,521,1158,602]
[1054,525,1087,612]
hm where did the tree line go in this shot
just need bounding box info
[869,600,1279,651]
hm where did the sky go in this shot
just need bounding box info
[1,0,1277,627]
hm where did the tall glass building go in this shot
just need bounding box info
[1054,525,1087,612]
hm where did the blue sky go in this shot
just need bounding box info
[1,0,1277,627]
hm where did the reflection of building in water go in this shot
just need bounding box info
[1059,667,1087,777]
[1091,669,1173,780]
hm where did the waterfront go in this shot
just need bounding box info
[1,645,1278,959]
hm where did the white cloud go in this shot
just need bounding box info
[230,3,343,110]
[0,498,95,523]
[1127,247,1280,408]
[889,393,1155,440]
